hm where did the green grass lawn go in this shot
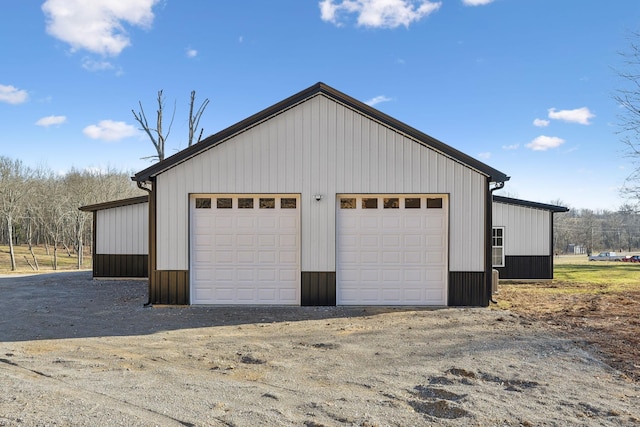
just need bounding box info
[552,254,640,291]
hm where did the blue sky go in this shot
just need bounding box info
[1,0,639,211]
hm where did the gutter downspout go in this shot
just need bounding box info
[136,180,153,307]
[488,181,505,305]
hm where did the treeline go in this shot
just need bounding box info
[0,156,144,271]
[554,205,640,255]
[3,153,640,270]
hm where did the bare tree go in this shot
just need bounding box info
[188,90,210,146]
[132,90,175,162]
[0,157,32,270]
[133,90,209,161]
[615,31,640,206]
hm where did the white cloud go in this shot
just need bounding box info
[526,135,565,151]
[42,0,159,56]
[319,0,442,29]
[0,84,28,104]
[548,107,595,125]
[478,152,491,159]
[82,58,115,72]
[35,115,67,127]
[463,0,494,5]
[186,48,198,58]
[502,143,519,150]
[533,118,549,127]
[365,95,392,106]
[83,120,138,141]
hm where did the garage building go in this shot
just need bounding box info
[79,196,148,279]
[492,196,568,280]
[133,82,510,306]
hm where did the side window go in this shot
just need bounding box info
[492,227,505,267]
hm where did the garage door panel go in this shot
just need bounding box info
[382,235,401,248]
[236,269,255,281]
[279,269,297,281]
[382,269,401,281]
[214,234,234,247]
[279,251,297,263]
[382,217,401,228]
[361,217,379,228]
[279,289,297,303]
[236,216,254,228]
[214,250,233,263]
[213,216,232,227]
[360,289,379,301]
[237,288,255,301]
[191,195,300,305]
[237,251,256,263]
[337,195,447,306]
[279,234,297,247]
[382,289,401,302]
[382,251,401,263]
[426,252,446,264]
[361,251,379,263]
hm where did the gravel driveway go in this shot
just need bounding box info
[0,272,639,426]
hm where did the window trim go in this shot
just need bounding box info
[492,226,505,267]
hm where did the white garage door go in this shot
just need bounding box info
[190,195,300,305]
[337,195,448,305]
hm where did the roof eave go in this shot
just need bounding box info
[493,195,569,213]
[79,195,149,212]
[133,82,510,184]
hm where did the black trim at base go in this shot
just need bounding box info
[495,255,553,280]
[93,254,148,278]
[301,272,336,306]
[448,272,487,306]
[150,270,189,305]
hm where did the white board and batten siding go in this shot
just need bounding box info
[492,202,550,256]
[155,93,488,273]
[96,202,148,255]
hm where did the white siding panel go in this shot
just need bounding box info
[96,203,148,254]
[492,202,550,256]
[155,94,487,272]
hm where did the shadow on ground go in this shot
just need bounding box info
[0,271,443,342]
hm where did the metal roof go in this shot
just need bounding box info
[493,195,569,213]
[79,195,149,212]
[133,82,510,184]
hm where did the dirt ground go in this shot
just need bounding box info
[496,281,640,383]
[0,272,639,426]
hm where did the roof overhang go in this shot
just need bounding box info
[133,82,510,184]
[493,195,569,213]
[79,195,149,212]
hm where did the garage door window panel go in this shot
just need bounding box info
[362,198,378,209]
[260,198,275,208]
[217,198,232,209]
[196,198,212,209]
[405,198,421,208]
[238,198,254,208]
